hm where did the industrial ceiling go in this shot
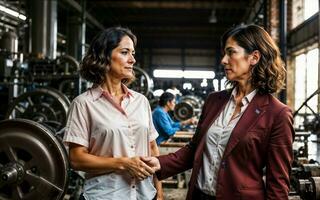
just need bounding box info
[58,0,262,49]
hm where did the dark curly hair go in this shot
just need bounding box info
[221,24,286,94]
[80,27,137,85]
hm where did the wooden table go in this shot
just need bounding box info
[159,131,195,148]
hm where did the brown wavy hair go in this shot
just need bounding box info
[221,24,286,94]
[80,27,137,85]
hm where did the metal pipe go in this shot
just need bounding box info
[47,0,57,59]
[279,0,287,103]
[62,0,104,30]
[30,0,47,57]
[67,16,82,60]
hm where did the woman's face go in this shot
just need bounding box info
[167,99,176,111]
[108,35,136,80]
[221,37,252,83]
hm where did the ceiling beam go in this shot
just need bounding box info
[93,1,248,9]
[62,0,104,30]
[139,38,218,49]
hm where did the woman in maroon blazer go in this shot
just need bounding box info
[143,24,294,200]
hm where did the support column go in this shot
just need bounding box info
[67,16,82,60]
[47,0,57,59]
[279,0,287,103]
[30,0,48,58]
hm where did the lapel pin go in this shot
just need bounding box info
[255,109,260,114]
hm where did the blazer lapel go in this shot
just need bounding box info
[195,91,230,158]
[202,91,230,136]
[222,93,269,159]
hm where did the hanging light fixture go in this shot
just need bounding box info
[0,5,26,20]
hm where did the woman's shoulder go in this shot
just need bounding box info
[263,94,292,117]
[128,89,149,101]
[206,89,230,100]
[71,89,95,104]
[153,106,164,114]
[267,94,289,108]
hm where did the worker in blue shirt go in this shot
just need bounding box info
[153,92,196,145]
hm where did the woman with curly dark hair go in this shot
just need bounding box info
[63,27,163,200]
[143,24,294,200]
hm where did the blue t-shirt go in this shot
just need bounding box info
[152,106,181,145]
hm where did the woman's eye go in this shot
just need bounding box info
[227,50,235,55]
[121,51,128,55]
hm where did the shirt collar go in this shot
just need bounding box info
[90,84,133,101]
[231,87,257,106]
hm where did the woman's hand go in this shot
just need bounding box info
[121,156,155,181]
[155,192,164,200]
[181,117,198,126]
[141,156,161,171]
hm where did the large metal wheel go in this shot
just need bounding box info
[0,119,69,200]
[55,55,79,75]
[58,79,90,101]
[131,66,153,96]
[174,95,203,121]
[310,177,320,200]
[5,88,70,132]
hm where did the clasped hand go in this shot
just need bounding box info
[125,156,160,181]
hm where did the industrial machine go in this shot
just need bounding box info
[173,95,203,122]
[290,88,320,200]
[0,119,71,200]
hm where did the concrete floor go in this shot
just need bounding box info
[163,188,188,200]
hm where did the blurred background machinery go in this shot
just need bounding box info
[289,88,320,200]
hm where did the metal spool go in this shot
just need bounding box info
[131,66,153,96]
[0,31,18,54]
[5,88,70,132]
[174,95,203,121]
[55,55,79,75]
[311,177,320,200]
[58,79,89,101]
[0,119,69,200]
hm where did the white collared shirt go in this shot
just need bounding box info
[196,88,257,196]
[63,85,158,200]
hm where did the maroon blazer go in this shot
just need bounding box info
[156,90,294,200]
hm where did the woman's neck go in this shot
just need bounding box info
[236,82,254,98]
[102,76,123,96]
[162,105,170,112]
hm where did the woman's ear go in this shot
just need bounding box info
[250,50,261,66]
[165,101,171,108]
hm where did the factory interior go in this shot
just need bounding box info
[0,0,320,199]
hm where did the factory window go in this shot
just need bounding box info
[292,0,319,28]
[294,48,319,129]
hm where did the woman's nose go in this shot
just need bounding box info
[221,55,228,66]
[129,54,136,64]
